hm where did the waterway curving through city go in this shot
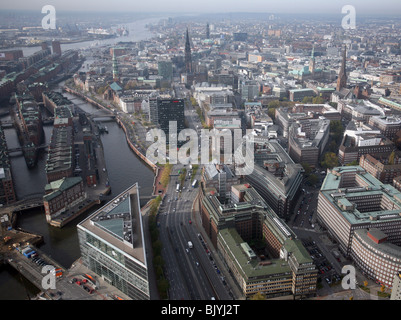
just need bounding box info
[0,16,163,299]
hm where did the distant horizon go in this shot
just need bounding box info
[1,0,401,16]
[0,8,400,18]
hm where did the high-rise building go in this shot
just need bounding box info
[157,60,173,81]
[336,45,347,92]
[51,40,62,55]
[206,22,210,39]
[77,183,150,300]
[157,98,185,145]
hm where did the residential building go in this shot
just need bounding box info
[359,151,401,184]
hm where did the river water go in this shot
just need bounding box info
[0,16,161,300]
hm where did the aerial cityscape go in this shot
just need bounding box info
[0,0,401,306]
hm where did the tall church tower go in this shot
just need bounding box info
[336,45,347,92]
[185,28,192,74]
[112,50,119,82]
[309,45,316,74]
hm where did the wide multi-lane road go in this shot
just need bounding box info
[157,86,233,300]
[158,166,233,300]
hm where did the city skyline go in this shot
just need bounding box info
[1,1,401,302]
[1,0,401,15]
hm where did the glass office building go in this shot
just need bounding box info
[77,183,150,300]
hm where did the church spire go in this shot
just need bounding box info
[309,44,316,74]
[336,45,347,91]
[185,28,192,74]
[112,49,119,82]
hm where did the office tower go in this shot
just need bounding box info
[157,60,173,81]
[200,184,317,299]
[77,183,150,300]
[157,98,185,145]
[185,28,192,74]
[336,45,347,92]
[238,137,304,218]
[52,40,62,55]
[206,22,210,39]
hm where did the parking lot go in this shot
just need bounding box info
[302,240,342,287]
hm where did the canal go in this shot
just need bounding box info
[0,71,156,301]
[0,15,165,299]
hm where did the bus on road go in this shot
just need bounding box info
[192,179,197,188]
[176,184,180,192]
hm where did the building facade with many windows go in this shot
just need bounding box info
[317,166,401,258]
[350,228,401,288]
[201,183,317,298]
[77,183,150,300]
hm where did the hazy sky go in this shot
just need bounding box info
[1,0,401,15]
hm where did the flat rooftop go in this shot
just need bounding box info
[78,183,146,266]
[320,166,401,225]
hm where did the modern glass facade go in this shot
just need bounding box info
[78,230,149,300]
[77,183,150,300]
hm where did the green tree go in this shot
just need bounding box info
[267,100,280,109]
[312,96,325,104]
[249,292,266,300]
[301,162,312,176]
[306,173,318,186]
[329,120,344,146]
[302,96,313,103]
[267,107,276,119]
[321,152,339,169]
[388,150,396,165]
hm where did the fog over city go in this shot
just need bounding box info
[1,0,401,15]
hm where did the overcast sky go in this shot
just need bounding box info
[1,0,401,15]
